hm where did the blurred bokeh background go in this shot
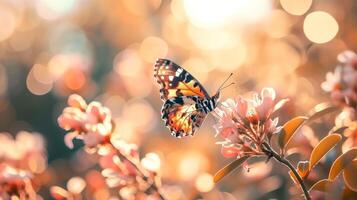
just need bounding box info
[0,0,356,199]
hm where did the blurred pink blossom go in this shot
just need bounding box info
[100,138,162,197]
[50,176,87,200]
[141,153,161,173]
[58,94,165,199]
[0,165,32,186]
[58,94,113,149]
[0,165,36,199]
[322,50,357,108]
[214,88,288,158]
[98,141,164,199]
[0,132,46,173]
[323,51,357,152]
[0,132,46,199]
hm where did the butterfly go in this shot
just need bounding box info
[154,58,233,138]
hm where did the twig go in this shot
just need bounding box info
[262,142,311,200]
[112,144,166,200]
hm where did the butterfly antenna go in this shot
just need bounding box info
[220,82,235,91]
[218,73,233,90]
[217,73,234,92]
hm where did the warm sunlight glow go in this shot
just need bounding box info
[178,152,208,181]
[36,0,77,20]
[303,11,339,44]
[67,177,86,194]
[280,0,312,15]
[195,173,214,192]
[0,6,16,42]
[139,36,168,63]
[26,69,53,95]
[183,0,272,28]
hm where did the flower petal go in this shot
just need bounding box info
[261,87,276,101]
[234,97,248,117]
[57,113,83,131]
[141,153,161,172]
[338,50,357,63]
[64,131,78,149]
[221,146,241,158]
[68,94,87,110]
[273,98,289,113]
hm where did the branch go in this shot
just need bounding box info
[262,142,311,200]
[113,145,166,200]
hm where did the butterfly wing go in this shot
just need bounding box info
[154,58,210,101]
[161,96,207,137]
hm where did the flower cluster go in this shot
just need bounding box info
[58,94,113,149]
[321,50,357,109]
[50,177,87,200]
[214,88,289,158]
[0,131,46,199]
[58,94,164,200]
[322,51,357,152]
[99,138,162,199]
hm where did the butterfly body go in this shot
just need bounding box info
[154,58,220,138]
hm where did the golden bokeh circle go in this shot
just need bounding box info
[280,0,312,16]
[303,11,339,44]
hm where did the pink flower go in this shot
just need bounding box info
[0,132,47,174]
[335,107,356,128]
[141,153,161,173]
[98,138,163,198]
[99,145,138,178]
[50,177,86,200]
[0,132,46,199]
[322,50,357,108]
[221,146,242,158]
[99,140,141,188]
[0,165,33,185]
[321,67,342,93]
[214,88,288,158]
[213,112,237,139]
[254,87,276,120]
[111,137,139,158]
[58,95,165,199]
[338,50,357,68]
[0,165,36,199]
[58,94,113,149]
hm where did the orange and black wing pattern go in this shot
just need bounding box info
[161,96,207,137]
[154,58,210,101]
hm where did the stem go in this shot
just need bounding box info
[112,145,166,200]
[147,184,165,200]
[262,142,311,200]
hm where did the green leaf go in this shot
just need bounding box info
[309,134,342,171]
[278,116,308,151]
[214,156,249,183]
[329,148,357,180]
[307,102,339,123]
